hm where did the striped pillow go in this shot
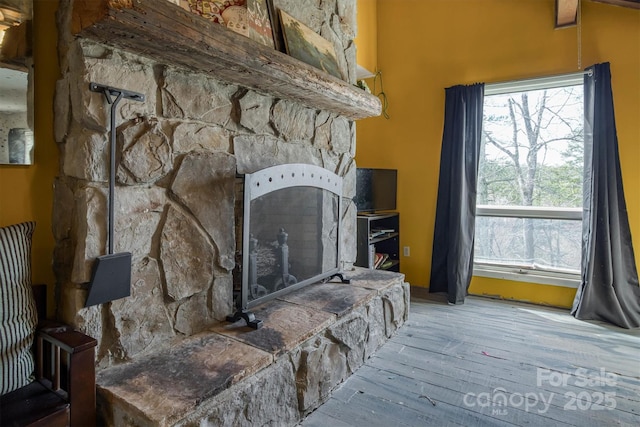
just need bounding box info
[0,222,37,395]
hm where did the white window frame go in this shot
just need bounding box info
[473,72,586,288]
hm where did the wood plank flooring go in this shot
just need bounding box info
[300,293,640,426]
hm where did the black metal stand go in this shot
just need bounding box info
[274,228,297,291]
[325,273,351,284]
[226,310,263,329]
[228,228,299,329]
[248,236,268,299]
[226,235,265,329]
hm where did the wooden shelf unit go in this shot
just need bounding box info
[356,212,400,272]
[70,0,382,120]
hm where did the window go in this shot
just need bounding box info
[474,74,584,287]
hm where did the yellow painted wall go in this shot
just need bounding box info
[356,0,378,74]
[0,1,59,304]
[470,276,579,308]
[356,0,640,308]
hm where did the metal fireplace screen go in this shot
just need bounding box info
[240,164,343,310]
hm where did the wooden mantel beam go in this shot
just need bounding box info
[70,0,382,120]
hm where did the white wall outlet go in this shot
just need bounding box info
[403,246,410,257]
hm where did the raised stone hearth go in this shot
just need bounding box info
[97,268,409,426]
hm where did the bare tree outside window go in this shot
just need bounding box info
[475,85,584,273]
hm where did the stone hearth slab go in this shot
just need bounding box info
[278,281,377,317]
[212,299,336,354]
[347,267,408,291]
[97,332,272,426]
[96,269,409,426]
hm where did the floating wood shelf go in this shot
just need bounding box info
[70,0,382,120]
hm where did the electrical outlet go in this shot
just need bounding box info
[403,246,410,257]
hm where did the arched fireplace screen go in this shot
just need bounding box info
[230,164,347,328]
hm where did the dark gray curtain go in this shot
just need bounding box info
[571,62,640,329]
[429,83,484,304]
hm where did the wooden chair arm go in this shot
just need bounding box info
[38,327,98,354]
[36,324,97,427]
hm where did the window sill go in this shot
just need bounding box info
[473,265,580,288]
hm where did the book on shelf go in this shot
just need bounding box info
[380,259,394,270]
[370,228,395,239]
[373,252,389,269]
[373,228,395,233]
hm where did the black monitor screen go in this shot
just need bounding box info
[354,168,397,212]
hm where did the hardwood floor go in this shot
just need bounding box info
[300,293,640,426]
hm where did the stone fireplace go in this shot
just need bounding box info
[50,1,408,424]
[54,0,362,366]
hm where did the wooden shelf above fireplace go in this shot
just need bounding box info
[70,0,382,120]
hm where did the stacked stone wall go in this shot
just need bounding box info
[53,0,359,369]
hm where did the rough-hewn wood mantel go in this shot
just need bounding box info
[70,0,382,120]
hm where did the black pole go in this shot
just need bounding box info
[88,83,144,255]
[107,91,123,255]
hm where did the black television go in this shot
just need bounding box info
[354,168,397,212]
